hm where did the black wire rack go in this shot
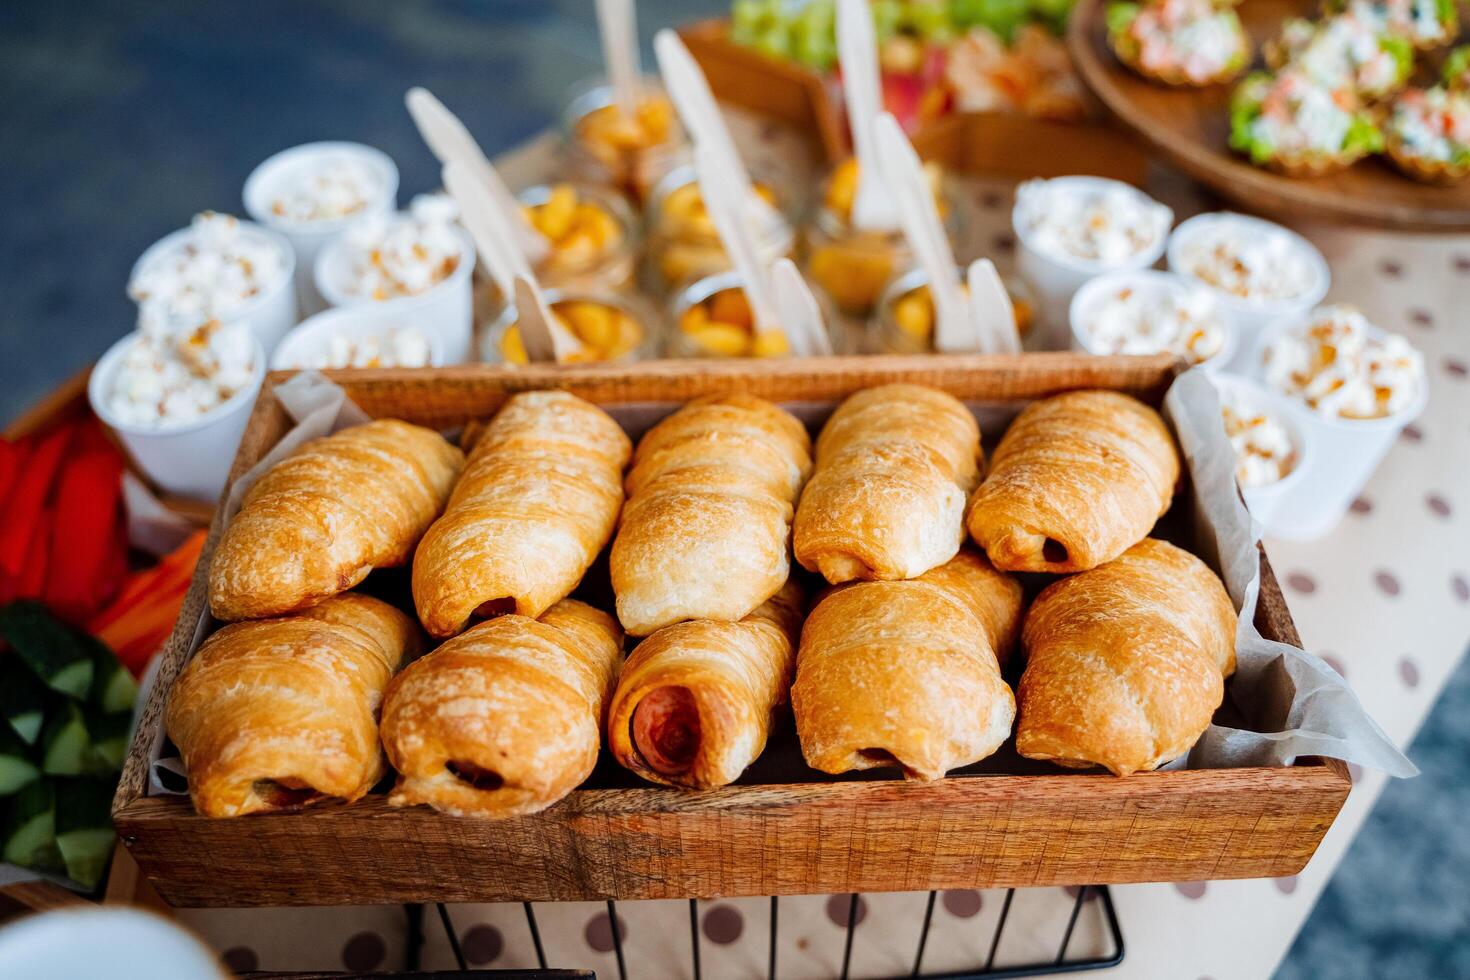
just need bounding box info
[300,886,1125,980]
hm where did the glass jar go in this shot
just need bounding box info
[873,266,1039,354]
[520,182,639,295]
[802,159,961,320]
[665,270,854,358]
[483,288,661,366]
[561,77,689,208]
[643,164,797,297]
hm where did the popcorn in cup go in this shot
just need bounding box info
[87,310,266,503]
[1012,176,1173,349]
[1210,375,1311,538]
[128,212,296,355]
[243,141,399,315]
[1251,305,1428,540]
[272,306,441,371]
[1167,212,1329,373]
[313,194,475,364]
[1069,269,1234,371]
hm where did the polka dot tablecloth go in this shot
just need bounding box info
[169,117,1469,979]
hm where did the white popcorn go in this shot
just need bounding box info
[1263,305,1425,421]
[128,212,288,321]
[305,326,433,369]
[1176,216,1319,304]
[1220,392,1298,487]
[337,195,463,301]
[269,153,384,223]
[1084,279,1226,364]
[1018,179,1171,265]
[108,304,258,428]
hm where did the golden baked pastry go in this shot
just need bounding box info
[380,599,623,818]
[1015,538,1237,776]
[791,550,1022,781]
[611,394,812,636]
[412,391,631,638]
[794,384,981,583]
[606,579,803,788]
[166,593,421,818]
[966,390,1178,573]
[209,419,464,622]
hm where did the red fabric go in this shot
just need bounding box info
[0,423,73,601]
[43,421,127,623]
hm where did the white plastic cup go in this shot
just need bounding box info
[314,226,476,365]
[1069,269,1236,373]
[1208,375,1313,538]
[1012,176,1172,350]
[243,141,399,316]
[1167,212,1329,373]
[0,906,227,980]
[1248,319,1428,540]
[129,221,297,355]
[88,331,266,504]
[272,305,445,370]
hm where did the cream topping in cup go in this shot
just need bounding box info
[308,327,432,369]
[338,194,463,301]
[1263,304,1425,420]
[1220,394,1298,487]
[1016,179,1171,265]
[1084,279,1226,363]
[128,212,288,320]
[1175,216,1319,303]
[268,152,385,223]
[107,306,257,428]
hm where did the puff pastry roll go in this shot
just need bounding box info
[209,419,463,622]
[792,550,1022,781]
[1015,538,1237,777]
[795,384,981,584]
[413,391,631,638]
[966,390,1179,573]
[166,594,420,818]
[607,579,803,788]
[380,599,623,818]
[611,394,812,636]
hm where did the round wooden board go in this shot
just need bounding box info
[1067,0,1470,231]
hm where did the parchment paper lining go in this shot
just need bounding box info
[147,368,1413,796]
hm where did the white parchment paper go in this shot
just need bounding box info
[149,368,1414,797]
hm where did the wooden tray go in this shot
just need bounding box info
[112,354,1350,909]
[681,17,1151,183]
[1068,0,1470,231]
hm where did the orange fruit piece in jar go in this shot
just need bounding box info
[707,287,754,329]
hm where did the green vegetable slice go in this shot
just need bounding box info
[3,779,61,873]
[54,777,117,890]
[0,601,94,699]
[0,724,40,796]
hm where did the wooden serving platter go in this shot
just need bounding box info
[112,355,1350,909]
[681,17,1152,183]
[1068,0,1470,230]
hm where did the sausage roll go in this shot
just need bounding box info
[611,394,812,636]
[381,599,623,818]
[1016,538,1237,776]
[795,384,981,584]
[607,579,803,788]
[413,391,631,638]
[966,390,1179,573]
[166,593,420,818]
[210,419,463,622]
[791,550,1022,781]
